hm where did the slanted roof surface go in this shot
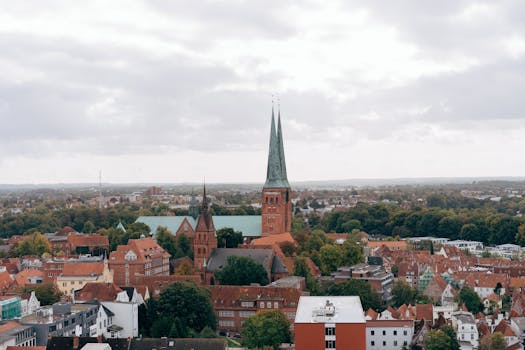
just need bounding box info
[295,296,365,324]
[206,248,273,272]
[136,216,196,236]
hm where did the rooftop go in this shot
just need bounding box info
[295,296,365,324]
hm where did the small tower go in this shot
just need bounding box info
[193,184,217,272]
[188,188,199,220]
[261,106,293,236]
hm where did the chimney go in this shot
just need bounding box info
[73,336,79,349]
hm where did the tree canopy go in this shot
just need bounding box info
[21,283,63,305]
[10,231,51,257]
[214,256,269,286]
[423,327,460,350]
[142,281,216,337]
[242,310,291,350]
[216,227,244,248]
[456,286,483,314]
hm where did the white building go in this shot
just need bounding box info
[366,320,413,350]
[451,311,479,349]
[21,291,40,317]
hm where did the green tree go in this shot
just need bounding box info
[214,256,269,286]
[82,220,96,233]
[155,226,177,257]
[216,227,244,248]
[456,286,483,313]
[424,329,454,350]
[341,238,364,266]
[293,256,318,292]
[324,280,381,311]
[242,310,291,350]
[176,233,192,258]
[319,244,344,275]
[155,281,216,333]
[302,230,330,253]
[441,325,460,350]
[479,332,507,350]
[461,223,480,241]
[11,232,51,257]
[22,283,63,305]
[392,280,418,307]
[516,223,525,246]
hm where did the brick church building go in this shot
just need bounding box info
[191,108,293,283]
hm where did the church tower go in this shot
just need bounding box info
[261,107,293,236]
[193,185,217,271]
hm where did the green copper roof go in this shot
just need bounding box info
[264,108,290,188]
[136,215,262,237]
[136,216,196,236]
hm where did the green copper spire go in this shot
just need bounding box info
[277,108,289,186]
[264,106,290,188]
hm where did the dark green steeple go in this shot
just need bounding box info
[264,106,290,188]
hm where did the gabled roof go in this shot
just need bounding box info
[206,248,286,275]
[67,234,109,248]
[61,262,105,276]
[14,269,43,287]
[416,304,433,321]
[494,319,517,337]
[75,282,123,302]
[251,232,295,246]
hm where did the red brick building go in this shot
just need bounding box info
[67,234,109,256]
[261,109,292,237]
[294,296,366,350]
[109,237,170,286]
[211,284,302,333]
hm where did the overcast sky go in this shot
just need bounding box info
[1,1,525,184]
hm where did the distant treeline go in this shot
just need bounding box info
[316,193,525,246]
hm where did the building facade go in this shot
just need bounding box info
[295,296,366,350]
[108,237,170,286]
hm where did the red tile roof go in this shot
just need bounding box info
[416,304,433,321]
[14,269,43,287]
[61,262,104,276]
[67,234,109,248]
[75,282,123,301]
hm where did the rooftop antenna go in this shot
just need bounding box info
[98,170,103,209]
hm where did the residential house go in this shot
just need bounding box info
[451,311,479,349]
[109,237,170,286]
[74,283,141,338]
[56,260,113,298]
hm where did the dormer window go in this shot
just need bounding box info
[125,251,137,261]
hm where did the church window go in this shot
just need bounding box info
[270,197,274,204]
[286,191,289,202]
[276,198,279,204]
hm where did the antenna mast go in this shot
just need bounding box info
[98,170,103,209]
